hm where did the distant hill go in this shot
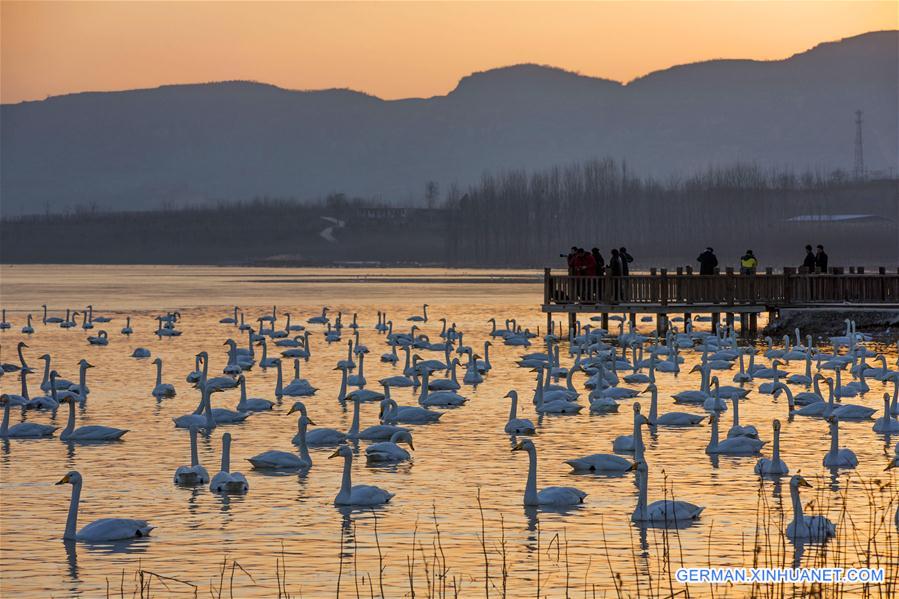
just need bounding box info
[2,31,896,215]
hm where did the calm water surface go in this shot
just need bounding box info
[1,265,897,597]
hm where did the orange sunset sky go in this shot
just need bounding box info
[2,1,896,104]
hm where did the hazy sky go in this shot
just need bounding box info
[2,1,896,104]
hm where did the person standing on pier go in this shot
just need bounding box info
[697,247,718,275]
[619,247,633,276]
[802,245,816,271]
[591,248,605,276]
[815,245,828,273]
[740,250,758,275]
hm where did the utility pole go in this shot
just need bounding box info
[853,109,865,180]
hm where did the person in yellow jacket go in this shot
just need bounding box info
[740,250,758,275]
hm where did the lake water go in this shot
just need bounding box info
[1,265,897,597]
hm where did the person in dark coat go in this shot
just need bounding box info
[815,245,828,273]
[619,247,633,276]
[565,246,578,275]
[591,248,605,276]
[697,247,718,276]
[801,245,816,271]
[609,249,623,276]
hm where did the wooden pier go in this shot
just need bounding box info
[542,267,899,336]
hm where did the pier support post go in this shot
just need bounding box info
[629,312,637,329]
[726,312,735,334]
[601,312,609,330]
[568,312,577,337]
[711,312,720,333]
[657,313,668,336]
[749,313,758,336]
[546,311,552,337]
[739,313,748,336]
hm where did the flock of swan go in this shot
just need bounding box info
[1,306,898,549]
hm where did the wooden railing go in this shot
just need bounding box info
[543,268,899,307]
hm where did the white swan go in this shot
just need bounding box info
[366,431,414,463]
[329,445,394,506]
[131,348,151,359]
[822,417,858,468]
[0,394,57,437]
[417,370,468,407]
[120,317,133,335]
[513,439,586,507]
[612,402,647,455]
[172,386,216,430]
[630,460,703,525]
[380,393,442,424]
[727,396,759,439]
[503,391,535,434]
[86,330,108,346]
[275,359,317,397]
[644,384,704,426]
[873,392,899,433]
[786,475,835,543]
[209,433,249,493]
[247,415,313,470]
[407,304,429,323]
[60,396,128,441]
[57,471,153,542]
[21,314,34,334]
[151,358,176,398]
[706,413,765,454]
[307,307,330,325]
[173,425,210,484]
[754,420,789,476]
[303,395,360,446]
[235,375,273,412]
[220,306,239,325]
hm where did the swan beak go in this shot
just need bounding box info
[798,477,813,488]
[641,386,651,394]
[626,463,638,471]
[56,474,70,485]
[307,418,316,425]
[327,450,341,459]
[886,462,897,471]
[287,406,297,415]
[408,442,415,451]
[511,441,525,451]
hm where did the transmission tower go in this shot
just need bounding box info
[853,109,865,180]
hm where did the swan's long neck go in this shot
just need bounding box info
[64,479,82,540]
[772,427,781,461]
[189,427,199,467]
[449,360,458,383]
[20,372,29,400]
[709,417,719,449]
[338,368,348,402]
[633,411,644,462]
[155,361,163,387]
[635,467,649,520]
[340,453,353,498]
[1,401,10,435]
[297,418,311,464]
[17,344,28,370]
[790,482,804,523]
[418,371,430,403]
[63,397,76,436]
[508,393,518,421]
[261,339,268,361]
[535,370,544,406]
[221,435,231,472]
[41,359,51,387]
[733,398,741,426]
[524,447,538,505]
[348,398,360,435]
[204,389,215,430]
[238,377,247,406]
[648,390,658,422]
[357,353,365,380]
[275,362,283,395]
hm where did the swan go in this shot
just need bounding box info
[380,393,443,425]
[702,377,729,412]
[612,403,648,455]
[513,439,586,507]
[565,450,632,473]
[329,445,394,506]
[792,377,835,417]
[154,316,181,337]
[429,359,461,391]
[235,375,273,412]
[407,304,429,323]
[753,359,788,380]
[86,330,108,346]
[151,358,176,398]
[731,352,753,383]
[357,396,407,440]
[80,310,94,330]
[55,359,92,402]
[380,343,399,364]
[786,475,835,543]
[131,348,151,359]
[307,307,330,325]
[4,366,32,406]
[275,359,317,397]
[248,415,314,470]
[220,306,239,325]
[873,393,899,433]
[793,374,827,405]
[347,352,367,387]
[26,370,63,410]
[195,352,239,393]
[366,431,414,463]
[0,394,57,437]
[172,386,216,430]
[503,391,536,434]
[417,370,468,407]
[787,352,813,386]
[533,369,580,414]
[257,338,279,369]
[630,460,703,525]
[21,314,34,334]
[173,425,210,484]
[56,471,154,542]
[832,367,858,399]
[42,305,64,324]
[60,396,128,441]
[209,433,249,493]
[727,396,759,439]
[38,355,75,392]
[644,384,704,426]
[706,413,765,454]
[754,420,789,476]
[120,317,133,335]
[303,395,361,446]
[673,365,711,404]
[224,339,254,372]
[822,417,858,468]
